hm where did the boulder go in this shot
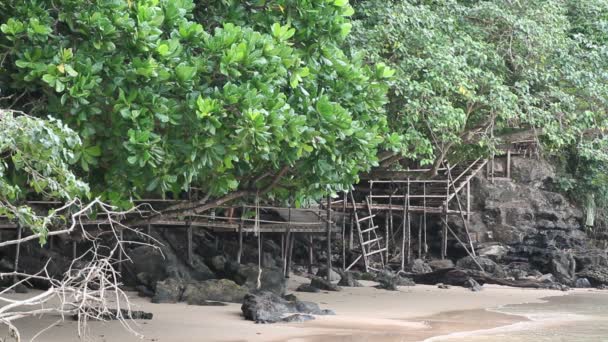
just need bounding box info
[577,267,608,286]
[549,251,576,285]
[310,277,341,292]
[241,292,334,323]
[210,255,227,273]
[456,256,506,278]
[477,244,509,261]
[575,278,591,288]
[296,284,321,293]
[437,283,450,289]
[316,267,341,282]
[241,292,296,323]
[464,278,483,292]
[337,272,363,287]
[152,278,186,304]
[182,279,248,304]
[428,259,455,270]
[234,264,286,295]
[374,270,414,290]
[410,259,432,274]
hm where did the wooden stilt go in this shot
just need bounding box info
[118,229,124,274]
[326,195,332,280]
[259,233,265,268]
[342,191,347,271]
[308,234,314,274]
[72,240,77,259]
[423,183,428,256]
[467,181,471,226]
[387,192,392,261]
[284,230,291,277]
[280,234,285,262]
[348,212,354,251]
[286,233,294,277]
[401,186,407,271]
[507,150,511,179]
[146,223,152,244]
[237,219,244,264]
[187,224,193,266]
[418,216,422,259]
[13,224,21,284]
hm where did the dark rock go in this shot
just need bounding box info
[151,278,185,304]
[577,267,608,286]
[14,284,28,294]
[195,301,228,306]
[136,285,154,298]
[281,314,315,323]
[296,284,320,293]
[575,278,591,288]
[477,244,509,261]
[437,283,450,289]
[241,291,333,323]
[337,272,363,287]
[374,270,413,290]
[549,251,576,285]
[464,278,483,292]
[235,264,286,295]
[310,277,341,292]
[353,272,376,281]
[539,273,556,284]
[428,259,455,270]
[457,256,506,278]
[410,259,432,274]
[316,267,341,281]
[182,279,248,304]
[283,294,298,302]
[210,255,227,272]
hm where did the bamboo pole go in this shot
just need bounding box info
[342,191,347,271]
[13,224,21,284]
[308,234,314,274]
[187,224,193,266]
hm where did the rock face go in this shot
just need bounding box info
[182,279,248,304]
[337,272,363,287]
[374,270,415,290]
[152,278,185,304]
[410,259,432,274]
[296,284,321,293]
[428,259,455,270]
[454,156,608,286]
[316,267,341,282]
[457,256,506,278]
[241,292,334,323]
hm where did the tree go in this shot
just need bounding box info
[350,0,608,173]
[0,0,396,214]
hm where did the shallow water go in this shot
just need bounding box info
[433,291,608,342]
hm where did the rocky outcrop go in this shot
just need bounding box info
[182,279,248,304]
[241,292,334,323]
[410,259,432,274]
[310,277,341,291]
[337,272,363,287]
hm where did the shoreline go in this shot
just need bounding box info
[3,275,576,342]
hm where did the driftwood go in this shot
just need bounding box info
[411,268,551,289]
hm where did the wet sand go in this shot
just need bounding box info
[1,276,570,342]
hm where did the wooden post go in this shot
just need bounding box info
[423,183,428,256]
[280,234,285,262]
[286,233,294,277]
[237,220,243,264]
[342,191,347,271]
[348,212,354,251]
[387,192,392,261]
[308,234,314,274]
[467,181,471,226]
[326,195,332,281]
[507,149,511,179]
[401,185,407,271]
[72,240,77,259]
[13,224,22,284]
[187,224,193,266]
[118,229,124,274]
[418,216,422,259]
[146,223,152,244]
[259,233,265,268]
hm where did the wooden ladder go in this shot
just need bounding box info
[346,191,386,272]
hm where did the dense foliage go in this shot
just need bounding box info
[1,0,607,222]
[0,0,395,207]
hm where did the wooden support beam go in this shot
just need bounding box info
[507,150,511,179]
[146,223,152,244]
[187,224,193,266]
[326,195,332,281]
[13,224,21,284]
[72,240,77,260]
[237,219,244,264]
[260,233,265,268]
[286,233,294,278]
[342,191,347,271]
[308,234,314,274]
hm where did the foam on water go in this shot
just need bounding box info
[425,292,608,342]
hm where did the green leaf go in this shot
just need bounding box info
[175,63,196,82]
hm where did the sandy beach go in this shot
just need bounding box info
[1,275,573,342]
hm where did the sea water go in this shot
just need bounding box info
[432,291,608,342]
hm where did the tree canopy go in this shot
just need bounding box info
[1,0,607,218]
